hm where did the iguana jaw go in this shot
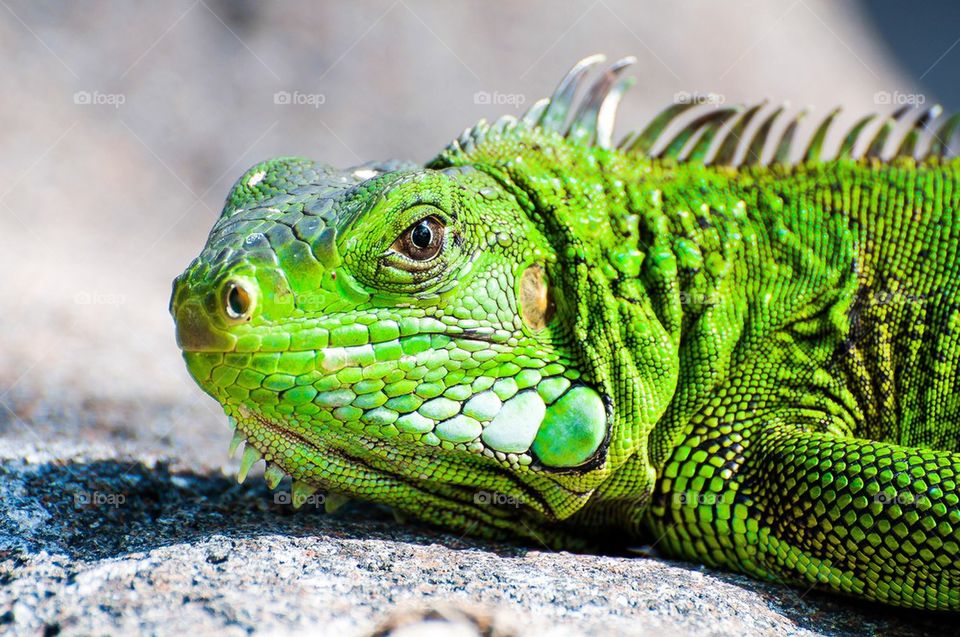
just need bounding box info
[175,307,604,523]
[221,401,574,540]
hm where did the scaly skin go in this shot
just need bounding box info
[171,56,960,609]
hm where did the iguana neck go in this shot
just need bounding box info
[454,140,753,349]
[436,138,768,531]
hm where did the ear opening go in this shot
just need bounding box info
[519,263,555,332]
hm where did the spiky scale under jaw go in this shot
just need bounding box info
[173,54,960,610]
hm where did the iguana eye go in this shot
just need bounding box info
[391,216,444,261]
[223,280,254,321]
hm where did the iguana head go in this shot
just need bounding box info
[171,56,679,544]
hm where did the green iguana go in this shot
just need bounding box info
[171,55,960,609]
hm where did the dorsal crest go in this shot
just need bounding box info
[435,54,957,168]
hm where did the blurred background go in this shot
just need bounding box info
[0,0,956,470]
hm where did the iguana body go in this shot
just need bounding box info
[171,55,960,609]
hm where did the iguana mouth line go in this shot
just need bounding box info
[246,408,557,517]
[245,410,546,525]
[246,409,413,490]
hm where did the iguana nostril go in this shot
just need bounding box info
[223,279,255,321]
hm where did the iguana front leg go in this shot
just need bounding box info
[649,417,960,609]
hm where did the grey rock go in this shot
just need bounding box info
[0,440,949,636]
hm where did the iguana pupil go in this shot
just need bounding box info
[392,215,444,261]
[411,221,432,249]
[171,54,960,611]
[224,282,252,321]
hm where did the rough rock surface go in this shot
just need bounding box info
[0,437,951,636]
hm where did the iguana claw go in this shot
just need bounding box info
[236,445,262,483]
